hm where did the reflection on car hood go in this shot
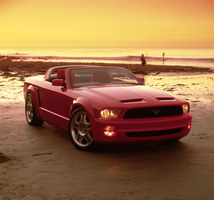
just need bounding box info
[77,85,182,106]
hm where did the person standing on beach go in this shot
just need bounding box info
[162,52,165,64]
[140,54,147,74]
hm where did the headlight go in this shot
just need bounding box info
[182,103,190,114]
[100,109,121,119]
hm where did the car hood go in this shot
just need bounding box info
[76,85,183,107]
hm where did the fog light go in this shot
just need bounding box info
[104,126,116,137]
[188,120,192,130]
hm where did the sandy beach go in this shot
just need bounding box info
[0,59,214,200]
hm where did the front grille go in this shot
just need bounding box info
[126,127,184,137]
[123,106,182,119]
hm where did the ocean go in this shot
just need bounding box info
[0,47,214,69]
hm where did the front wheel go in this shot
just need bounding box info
[25,93,43,126]
[69,108,94,150]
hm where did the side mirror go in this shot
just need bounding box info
[139,77,145,84]
[52,79,64,86]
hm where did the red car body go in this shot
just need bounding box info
[24,65,192,150]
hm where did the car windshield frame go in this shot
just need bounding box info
[69,67,143,88]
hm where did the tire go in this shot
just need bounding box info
[69,108,94,150]
[25,93,43,126]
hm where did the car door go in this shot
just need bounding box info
[39,74,72,130]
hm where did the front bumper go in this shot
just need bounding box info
[91,113,192,143]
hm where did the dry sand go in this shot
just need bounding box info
[0,62,214,200]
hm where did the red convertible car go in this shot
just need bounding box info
[24,65,192,150]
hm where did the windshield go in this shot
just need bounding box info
[69,67,143,88]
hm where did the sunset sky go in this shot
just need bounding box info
[0,0,214,48]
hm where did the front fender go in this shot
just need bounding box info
[70,97,95,120]
[69,97,102,139]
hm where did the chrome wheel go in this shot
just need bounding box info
[26,94,34,123]
[25,93,43,126]
[70,109,93,150]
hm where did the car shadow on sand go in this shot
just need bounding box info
[94,140,188,154]
[25,122,191,163]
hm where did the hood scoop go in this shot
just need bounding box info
[120,98,144,103]
[156,97,175,101]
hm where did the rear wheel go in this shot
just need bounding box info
[25,93,43,126]
[69,108,94,150]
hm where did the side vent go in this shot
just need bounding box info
[33,87,41,107]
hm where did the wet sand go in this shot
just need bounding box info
[0,56,213,79]
[0,60,214,200]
